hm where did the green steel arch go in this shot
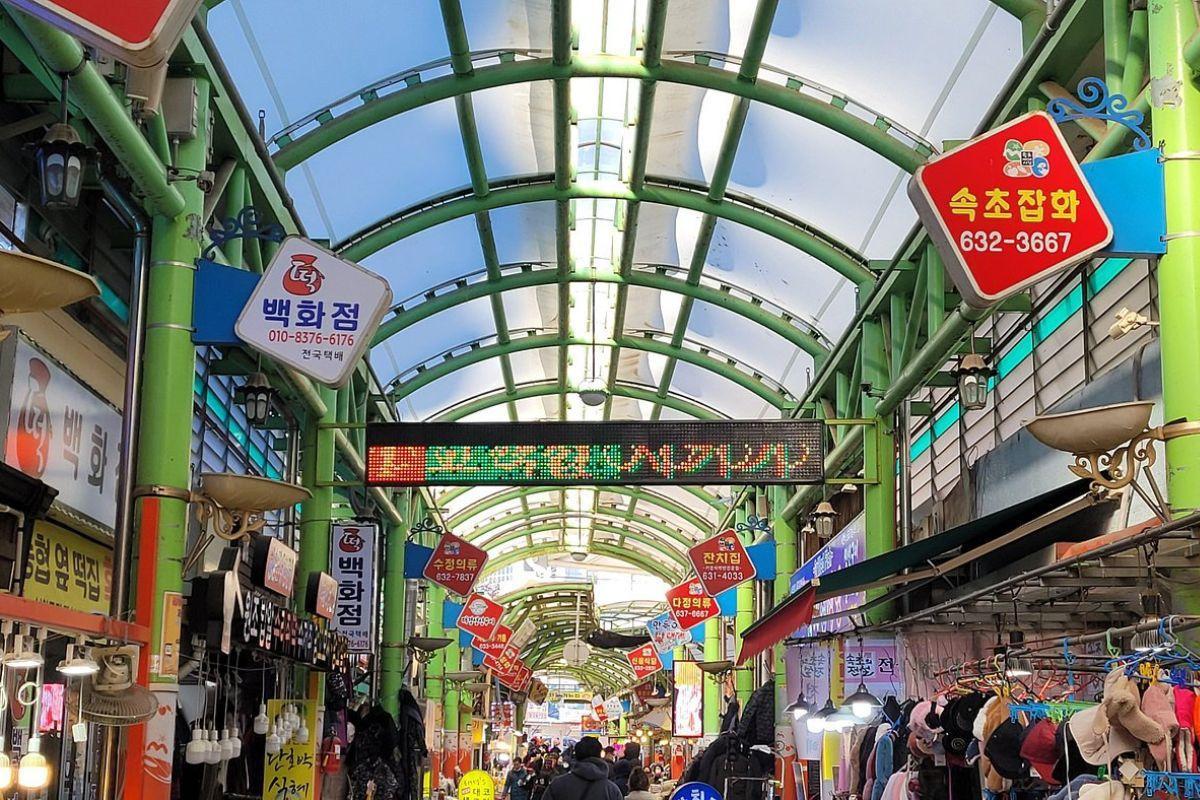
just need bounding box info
[461,500,702,547]
[377,262,831,359]
[336,174,873,285]
[432,379,727,421]
[481,541,682,583]
[476,519,695,568]
[389,330,792,407]
[449,485,712,533]
[272,53,931,174]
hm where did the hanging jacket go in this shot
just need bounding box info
[735,681,775,746]
[869,732,894,800]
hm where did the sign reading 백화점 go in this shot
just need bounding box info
[688,529,756,597]
[236,236,392,388]
[665,578,721,630]
[626,642,664,681]
[456,592,504,642]
[908,111,1112,309]
[647,611,691,654]
[330,523,377,653]
[4,336,122,528]
[422,531,487,596]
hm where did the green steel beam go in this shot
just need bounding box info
[482,541,680,582]
[552,0,572,418]
[448,485,712,533]
[466,511,697,557]
[387,331,792,407]
[376,263,829,358]
[432,378,725,421]
[273,55,928,174]
[989,0,1046,22]
[338,174,873,284]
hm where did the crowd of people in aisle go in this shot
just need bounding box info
[500,739,668,800]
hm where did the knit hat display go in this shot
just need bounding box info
[1102,668,1165,747]
[1140,682,1178,769]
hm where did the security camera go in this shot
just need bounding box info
[195,170,216,193]
[1109,307,1158,340]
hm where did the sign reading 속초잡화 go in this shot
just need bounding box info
[688,529,756,597]
[330,522,377,653]
[7,0,202,66]
[422,531,488,596]
[4,336,122,529]
[626,642,663,681]
[236,236,392,388]
[908,111,1112,309]
[456,592,504,642]
[22,520,111,614]
[647,611,691,654]
[665,578,721,630]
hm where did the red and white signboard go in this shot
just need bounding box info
[9,0,203,67]
[488,642,522,678]
[908,111,1112,309]
[456,592,504,642]
[687,529,756,597]
[665,578,722,631]
[626,642,664,681]
[236,236,393,388]
[592,694,608,722]
[475,624,512,665]
[422,532,488,597]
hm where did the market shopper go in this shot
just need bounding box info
[625,767,656,800]
[504,758,532,800]
[345,705,402,800]
[526,756,554,800]
[612,741,641,795]
[544,737,622,800]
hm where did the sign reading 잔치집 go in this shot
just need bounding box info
[688,529,756,597]
[665,578,721,630]
[422,532,487,596]
[4,336,122,529]
[908,111,1112,309]
[330,523,377,653]
[236,236,392,388]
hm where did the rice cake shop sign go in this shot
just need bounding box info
[908,111,1112,309]
[236,236,392,388]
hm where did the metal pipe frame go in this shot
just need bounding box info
[447,484,711,532]
[481,541,680,582]
[431,378,727,421]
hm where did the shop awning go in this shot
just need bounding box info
[737,585,815,665]
[747,477,1100,650]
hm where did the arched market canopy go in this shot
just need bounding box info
[207,0,1028,579]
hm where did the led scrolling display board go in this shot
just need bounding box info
[365,420,825,486]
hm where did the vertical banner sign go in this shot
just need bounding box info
[489,643,521,678]
[627,642,664,681]
[456,592,504,642]
[665,578,721,631]
[592,695,608,722]
[647,611,691,654]
[687,529,756,597]
[843,637,903,701]
[908,111,1112,309]
[236,236,393,388]
[4,336,122,528]
[476,624,512,666]
[673,661,703,738]
[263,699,318,800]
[422,532,488,596]
[330,523,377,653]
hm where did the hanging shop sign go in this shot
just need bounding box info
[236,236,393,388]
[304,572,337,620]
[2,335,121,529]
[908,111,1112,309]
[791,513,865,637]
[456,592,505,642]
[627,642,664,681]
[673,661,703,739]
[365,420,825,486]
[688,529,756,597]
[528,680,548,705]
[251,536,298,598]
[422,531,487,596]
[458,770,496,800]
[671,784,723,800]
[647,611,691,654]
[508,618,537,652]
[592,694,608,721]
[488,642,522,677]
[580,715,605,735]
[844,637,903,701]
[7,0,203,67]
[21,519,111,614]
[329,522,377,653]
[665,577,721,630]
[238,589,351,673]
[475,624,512,663]
[263,698,319,800]
[603,696,624,720]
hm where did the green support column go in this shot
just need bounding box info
[426,583,447,780]
[703,617,720,735]
[861,316,896,621]
[380,504,409,717]
[1151,1,1200,519]
[734,495,754,707]
[297,386,336,603]
[772,486,797,719]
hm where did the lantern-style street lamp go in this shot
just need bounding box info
[955,353,992,411]
[236,372,276,427]
[810,501,837,539]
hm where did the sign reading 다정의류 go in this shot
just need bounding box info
[665,578,721,631]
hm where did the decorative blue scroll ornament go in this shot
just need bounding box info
[408,516,443,541]
[1143,772,1200,798]
[736,515,770,536]
[1046,77,1151,152]
[203,207,286,261]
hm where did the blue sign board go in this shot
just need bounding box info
[671,783,723,800]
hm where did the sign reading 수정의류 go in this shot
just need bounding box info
[236,236,392,388]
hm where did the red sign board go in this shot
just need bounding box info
[456,592,505,642]
[688,529,756,597]
[626,643,664,681]
[476,624,512,665]
[9,0,203,67]
[665,578,722,630]
[489,642,522,678]
[908,111,1111,309]
[423,532,488,596]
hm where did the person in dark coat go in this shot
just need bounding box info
[545,737,622,800]
[612,741,641,796]
[504,758,532,800]
[345,705,401,800]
